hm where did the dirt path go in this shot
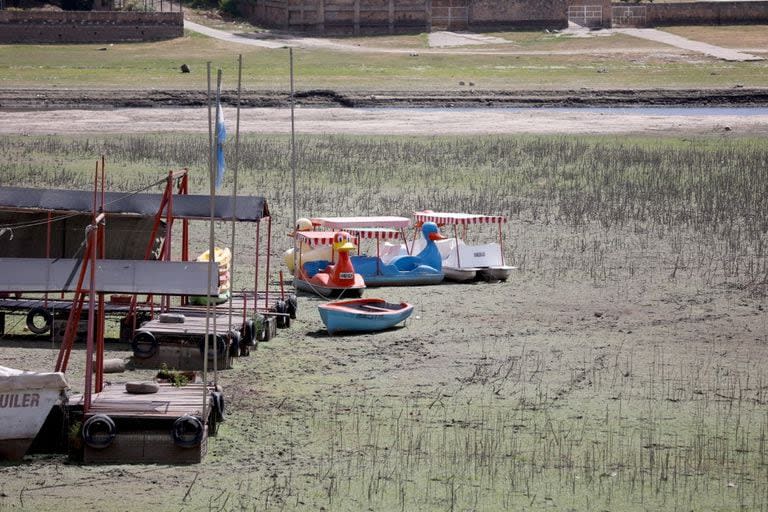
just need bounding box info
[183,20,288,49]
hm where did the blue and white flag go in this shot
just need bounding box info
[214,100,227,191]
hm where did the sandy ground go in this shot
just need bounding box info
[3,105,768,136]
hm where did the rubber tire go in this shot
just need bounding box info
[211,391,225,422]
[208,408,219,436]
[241,319,256,346]
[198,334,227,359]
[274,300,287,328]
[280,301,292,328]
[286,294,298,319]
[228,330,241,358]
[26,307,53,335]
[131,330,158,359]
[255,315,270,342]
[171,415,204,448]
[82,414,116,449]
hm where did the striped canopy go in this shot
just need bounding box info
[312,216,412,229]
[347,228,401,240]
[296,231,338,247]
[414,211,507,225]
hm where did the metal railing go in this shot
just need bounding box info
[568,5,603,28]
[108,0,182,12]
[611,5,647,28]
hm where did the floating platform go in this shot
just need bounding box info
[131,313,237,370]
[71,381,216,464]
[0,291,293,343]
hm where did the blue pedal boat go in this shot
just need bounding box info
[311,216,444,287]
[317,298,414,335]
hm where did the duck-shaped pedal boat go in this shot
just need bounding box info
[414,211,516,282]
[284,218,333,275]
[352,221,445,286]
[310,216,444,287]
[294,231,366,298]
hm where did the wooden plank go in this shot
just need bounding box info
[75,382,212,419]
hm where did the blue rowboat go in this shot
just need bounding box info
[317,298,414,335]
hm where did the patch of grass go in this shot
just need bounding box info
[1,28,767,90]
[1,133,766,295]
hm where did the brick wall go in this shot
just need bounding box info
[469,0,568,30]
[0,11,183,43]
[244,0,567,34]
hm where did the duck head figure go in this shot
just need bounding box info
[290,217,313,237]
[329,231,358,285]
[416,221,446,270]
[284,217,316,274]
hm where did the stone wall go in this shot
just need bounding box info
[646,1,768,26]
[242,0,567,34]
[469,0,568,31]
[0,11,183,43]
[567,0,768,29]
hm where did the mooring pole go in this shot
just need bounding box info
[228,54,243,337]
[203,61,213,424]
[290,48,299,282]
[212,68,223,383]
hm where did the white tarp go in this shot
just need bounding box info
[0,366,68,393]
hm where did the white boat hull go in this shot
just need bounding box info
[0,366,68,461]
[478,265,515,282]
[443,266,479,282]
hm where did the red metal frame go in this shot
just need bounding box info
[126,169,189,333]
[48,163,279,397]
[54,163,107,412]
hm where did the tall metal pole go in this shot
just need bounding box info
[83,167,98,412]
[290,48,298,278]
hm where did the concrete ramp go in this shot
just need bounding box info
[616,28,763,62]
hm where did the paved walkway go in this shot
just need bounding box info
[427,31,509,48]
[183,20,289,49]
[614,27,763,62]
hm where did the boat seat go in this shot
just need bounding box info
[358,304,399,312]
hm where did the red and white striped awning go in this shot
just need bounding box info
[414,211,507,225]
[347,228,401,240]
[296,231,339,247]
[312,216,412,229]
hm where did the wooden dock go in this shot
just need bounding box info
[140,312,240,337]
[73,382,215,464]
